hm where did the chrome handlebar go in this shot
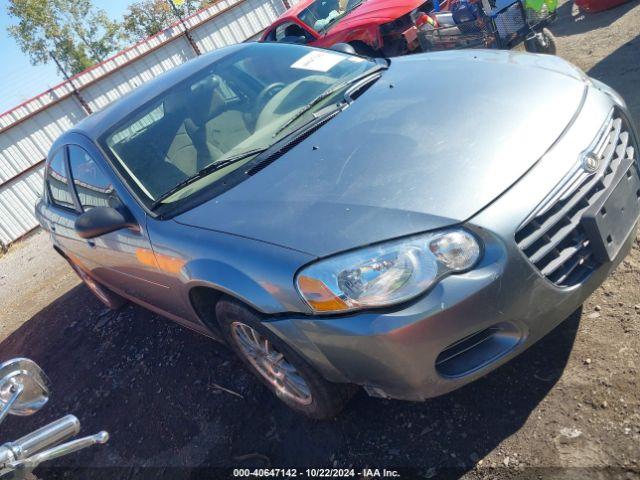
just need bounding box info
[0,358,109,478]
[4,431,109,473]
[0,415,80,466]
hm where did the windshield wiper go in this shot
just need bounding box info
[150,147,268,209]
[272,65,386,138]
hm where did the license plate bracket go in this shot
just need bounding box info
[582,160,640,263]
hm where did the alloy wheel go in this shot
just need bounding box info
[230,321,312,405]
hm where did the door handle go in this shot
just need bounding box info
[87,240,96,248]
[50,225,56,232]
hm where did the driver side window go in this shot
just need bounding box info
[46,149,75,210]
[68,146,116,211]
[273,22,312,43]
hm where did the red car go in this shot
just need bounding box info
[574,0,630,12]
[261,0,444,56]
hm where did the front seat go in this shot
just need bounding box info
[164,82,225,175]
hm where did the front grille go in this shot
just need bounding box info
[515,109,637,287]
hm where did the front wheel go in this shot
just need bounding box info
[217,299,356,419]
[524,27,557,55]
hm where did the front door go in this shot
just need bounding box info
[44,142,188,319]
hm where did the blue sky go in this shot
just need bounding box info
[0,0,132,114]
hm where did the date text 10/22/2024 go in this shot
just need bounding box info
[233,468,402,478]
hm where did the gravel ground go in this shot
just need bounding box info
[1,2,639,478]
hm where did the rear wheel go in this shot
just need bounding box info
[217,299,356,419]
[524,27,557,54]
[66,257,126,310]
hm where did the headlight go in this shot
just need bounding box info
[296,229,481,313]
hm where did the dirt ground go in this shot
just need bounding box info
[1,1,640,478]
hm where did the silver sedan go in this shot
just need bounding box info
[36,42,640,418]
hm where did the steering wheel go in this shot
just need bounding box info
[250,82,286,131]
[256,82,286,111]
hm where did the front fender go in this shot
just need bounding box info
[327,24,383,49]
[183,259,296,314]
[347,25,382,49]
[147,218,316,316]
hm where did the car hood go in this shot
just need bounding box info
[335,0,426,28]
[175,50,587,258]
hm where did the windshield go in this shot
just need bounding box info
[297,0,364,32]
[101,43,376,208]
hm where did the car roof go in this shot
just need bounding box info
[278,0,318,18]
[67,42,248,141]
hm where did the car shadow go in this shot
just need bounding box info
[0,283,581,478]
[551,0,639,38]
[587,33,640,125]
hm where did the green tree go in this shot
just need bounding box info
[7,0,125,75]
[122,0,211,41]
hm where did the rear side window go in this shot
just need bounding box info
[47,149,75,209]
[68,146,115,210]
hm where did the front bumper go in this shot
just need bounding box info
[266,222,635,400]
[265,86,639,401]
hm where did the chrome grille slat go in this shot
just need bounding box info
[596,118,622,174]
[593,116,616,156]
[558,169,590,203]
[518,175,596,250]
[615,131,629,160]
[527,115,617,222]
[515,110,637,287]
[529,223,584,264]
[551,250,594,285]
[540,239,589,276]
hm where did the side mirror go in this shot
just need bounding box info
[75,206,137,239]
[0,358,50,421]
[330,43,357,55]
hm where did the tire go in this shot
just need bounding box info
[524,28,557,55]
[66,256,127,310]
[216,299,356,419]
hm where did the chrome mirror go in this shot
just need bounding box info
[0,358,50,423]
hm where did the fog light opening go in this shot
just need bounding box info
[435,322,521,378]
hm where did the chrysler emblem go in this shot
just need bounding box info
[582,153,601,173]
